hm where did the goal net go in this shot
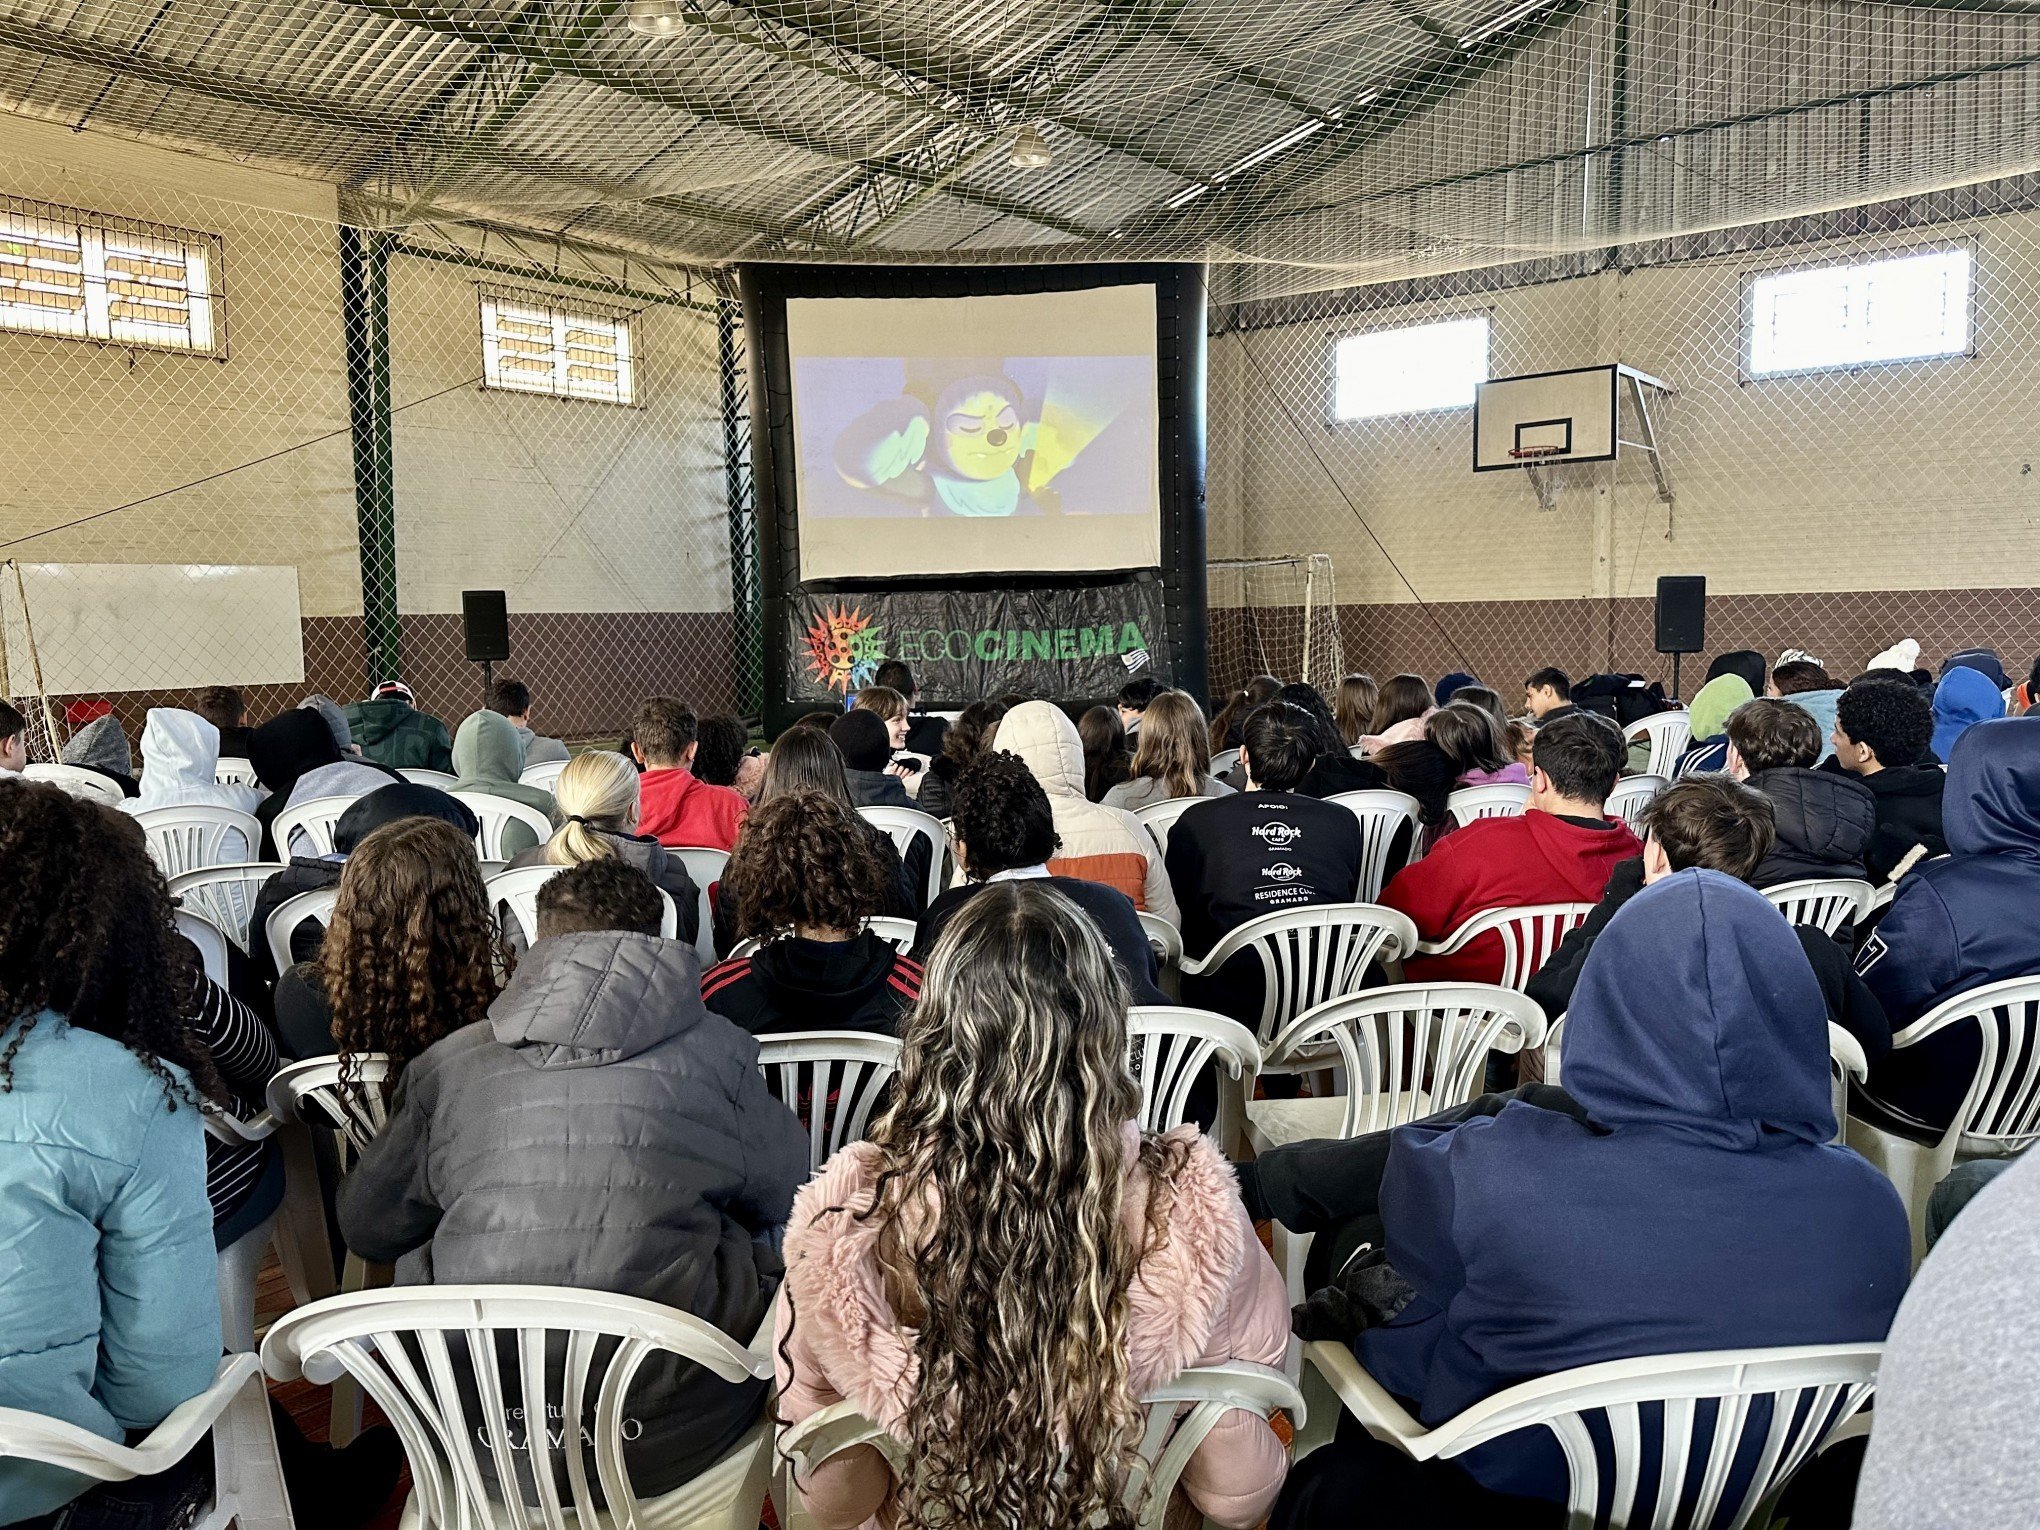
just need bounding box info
[1206,555,1344,700]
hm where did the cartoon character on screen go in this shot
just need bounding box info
[832,367,1093,518]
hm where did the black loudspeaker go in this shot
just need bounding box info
[1655,576,1706,654]
[462,590,511,663]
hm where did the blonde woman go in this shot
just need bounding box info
[776,882,1290,1530]
[505,749,700,944]
[1104,690,1237,812]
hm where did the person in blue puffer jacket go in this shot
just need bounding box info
[0,783,222,1527]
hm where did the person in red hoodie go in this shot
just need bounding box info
[1382,711,1641,984]
[630,695,747,850]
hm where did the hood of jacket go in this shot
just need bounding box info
[781,1123,1250,1434]
[1564,869,1834,1147]
[749,933,901,1012]
[249,708,342,795]
[998,701,1088,799]
[453,708,526,787]
[1686,674,1753,742]
[300,695,353,751]
[1934,667,2007,760]
[1750,766,1875,863]
[61,714,131,777]
[135,708,221,794]
[333,782,479,853]
[488,930,706,1068]
[1943,648,2011,691]
[346,698,417,748]
[1784,688,1845,760]
[1943,716,2040,859]
[1705,650,1768,695]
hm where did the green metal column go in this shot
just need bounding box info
[341,225,402,683]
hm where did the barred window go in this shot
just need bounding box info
[480,289,636,405]
[0,202,220,354]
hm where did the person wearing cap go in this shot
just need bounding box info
[342,680,455,772]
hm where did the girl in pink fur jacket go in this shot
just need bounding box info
[774,881,1292,1530]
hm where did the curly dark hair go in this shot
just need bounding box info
[1837,680,1935,769]
[691,714,750,787]
[938,699,1007,770]
[728,790,891,938]
[951,750,1059,877]
[320,816,508,1095]
[0,783,222,1106]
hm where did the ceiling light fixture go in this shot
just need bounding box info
[1010,124,1053,170]
[1163,183,1210,211]
[626,0,686,38]
[1222,119,1326,178]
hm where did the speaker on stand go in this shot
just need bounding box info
[1655,576,1706,702]
[462,590,511,706]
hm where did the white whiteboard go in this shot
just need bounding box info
[3,563,305,695]
[1473,365,1619,471]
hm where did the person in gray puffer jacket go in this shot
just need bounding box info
[337,861,809,1495]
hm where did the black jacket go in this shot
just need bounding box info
[1846,763,1948,881]
[700,931,922,1037]
[1525,857,1891,1060]
[1162,791,1363,959]
[1747,767,1876,887]
[916,756,962,821]
[1298,752,1388,800]
[844,767,914,811]
[250,857,346,986]
[915,876,1167,1005]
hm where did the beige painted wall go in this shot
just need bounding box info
[1212,209,2040,606]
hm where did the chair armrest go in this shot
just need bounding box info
[0,1356,265,1483]
[778,1400,907,1476]
[204,1108,280,1144]
[1301,1341,1430,1456]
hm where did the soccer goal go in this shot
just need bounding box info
[1206,554,1344,699]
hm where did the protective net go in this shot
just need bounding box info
[1207,556,1344,697]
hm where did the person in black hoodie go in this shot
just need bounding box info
[915,749,1166,1005]
[1828,680,1947,882]
[701,791,923,1036]
[1725,697,1875,888]
[1525,776,1889,1064]
[915,698,1005,821]
[828,709,916,810]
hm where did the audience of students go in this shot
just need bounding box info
[776,883,1290,1530]
[1078,703,1133,802]
[872,659,949,758]
[1116,675,1164,738]
[121,708,262,817]
[1210,673,1282,752]
[448,709,556,856]
[339,857,808,1497]
[1674,670,1753,777]
[1270,872,1911,1528]
[1333,673,1378,747]
[1724,697,1874,887]
[1520,666,1576,723]
[1384,712,1640,984]
[828,708,917,809]
[691,713,764,800]
[1359,673,1434,752]
[1828,679,1947,880]
[0,700,25,777]
[342,680,454,772]
[1856,716,2040,1136]
[917,749,1165,1004]
[1932,662,2007,759]
[193,684,254,760]
[487,677,569,767]
[632,696,747,851]
[250,706,399,859]
[506,749,701,944]
[1103,689,1234,812]
[998,700,1180,924]
[914,697,1004,820]
[59,712,138,797]
[701,792,923,1036]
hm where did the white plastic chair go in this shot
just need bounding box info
[1323,789,1422,902]
[1210,746,1242,779]
[215,756,264,792]
[669,846,728,965]
[1139,912,1184,1000]
[397,767,460,788]
[1178,903,1419,1049]
[727,916,917,961]
[1416,902,1596,991]
[1846,974,2040,1263]
[1133,795,1204,854]
[262,1286,772,1530]
[484,864,680,945]
[1761,878,1874,938]
[518,758,571,793]
[858,805,948,907]
[776,1361,1303,1530]
[1828,1022,1868,1147]
[1865,880,1899,919]
[176,907,232,989]
[755,1031,903,1173]
[1444,782,1530,825]
[202,1106,282,1353]
[22,762,124,805]
[135,804,260,878]
[1126,1006,1260,1141]
[271,793,362,857]
[0,1354,291,1530]
[453,790,556,860]
[1625,709,1694,779]
[265,887,340,976]
[169,863,286,953]
[1605,774,1666,838]
[1299,1340,1877,1530]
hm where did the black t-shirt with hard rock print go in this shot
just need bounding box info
[1163,790,1365,960]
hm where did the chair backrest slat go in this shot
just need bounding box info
[169,863,287,953]
[516,1327,569,1530]
[756,1032,904,1172]
[857,806,948,907]
[1324,790,1422,902]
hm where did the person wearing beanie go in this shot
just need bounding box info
[1433,671,1479,708]
[829,709,915,809]
[1866,639,1922,677]
[248,707,401,860]
[1941,647,2011,693]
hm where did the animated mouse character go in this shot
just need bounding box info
[832,368,1063,517]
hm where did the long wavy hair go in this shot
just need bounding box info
[1208,673,1281,752]
[1334,674,1378,746]
[1127,689,1211,800]
[836,883,1189,1528]
[0,785,223,1106]
[543,749,640,865]
[321,816,508,1094]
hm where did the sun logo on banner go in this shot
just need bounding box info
[804,603,885,694]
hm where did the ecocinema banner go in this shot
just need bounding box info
[788,583,1171,707]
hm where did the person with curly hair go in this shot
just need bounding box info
[273,817,508,1074]
[776,882,1291,1530]
[1831,680,1948,881]
[913,697,1004,820]
[691,713,764,800]
[701,791,922,1036]
[0,783,224,1524]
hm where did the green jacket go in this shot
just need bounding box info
[342,699,455,771]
